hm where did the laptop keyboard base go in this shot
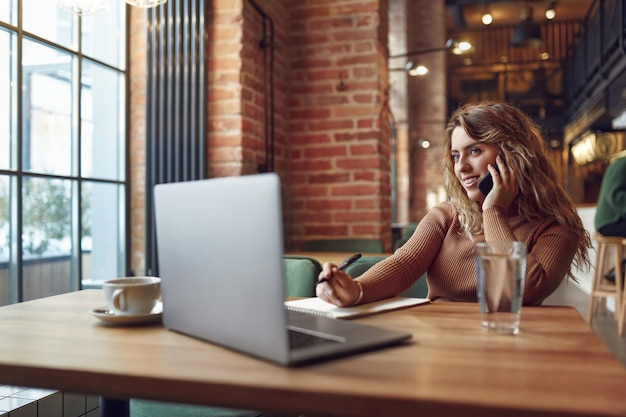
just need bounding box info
[288,329,339,349]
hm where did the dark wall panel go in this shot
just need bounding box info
[145,0,207,275]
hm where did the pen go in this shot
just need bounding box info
[316,253,362,285]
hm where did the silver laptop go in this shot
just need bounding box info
[153,173,411,366]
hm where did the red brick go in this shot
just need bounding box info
[290,160,334,171]
[350,144,377,155]
[334,211,382,223]
[289,108,332,120]
[336,157,382,170]
[307,199,353,210]
[331,184,379,196]
[303,145,347,158]
[308,119,354,131]
[309,173,351,183]
[353,94,374,103]
[354,196,382,209]
[303,225,349,236]
[291,133,332,145]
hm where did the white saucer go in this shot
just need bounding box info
[91,301,163,325]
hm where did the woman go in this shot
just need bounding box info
[317,102,591,306]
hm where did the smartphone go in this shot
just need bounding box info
[477,165,500,197]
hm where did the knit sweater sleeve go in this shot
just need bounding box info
[354,203,455,304]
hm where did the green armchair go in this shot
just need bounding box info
[343,256,428,298]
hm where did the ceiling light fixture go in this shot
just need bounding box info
[511,6,542,48]
[125,0,168,7]
[58,0,109,15]
[58,0,167,15]
[481,5,493,25]
[545,1,556,20]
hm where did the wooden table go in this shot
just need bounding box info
[1,290,626,417]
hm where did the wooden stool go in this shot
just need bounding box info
[587,233,626,335]
[620,281,626,336]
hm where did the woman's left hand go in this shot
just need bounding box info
[482,155,518,211]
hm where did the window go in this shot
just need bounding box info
[0,0,126,305]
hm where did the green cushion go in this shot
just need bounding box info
[282,255,322,275]
[392,238,408,251]
[400,277,428,298]
[301,238,384,253]
[393,223,419,251]
[283,258,318,297]
[343,256,387,278]
[344,256,428,298]
[402,223,418,239]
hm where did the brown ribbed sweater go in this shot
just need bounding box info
[357,202,578,306]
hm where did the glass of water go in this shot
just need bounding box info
[474,241,527,335]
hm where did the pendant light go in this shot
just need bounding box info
[481,4,493,26]
[511,6,542,48]
[58,0,167,16]
[545,1,557,20]
[125,0,167,7]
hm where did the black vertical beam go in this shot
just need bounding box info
[145,0,206,276]
[247,0,274,173]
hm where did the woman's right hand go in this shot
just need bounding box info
[315,262,360,307]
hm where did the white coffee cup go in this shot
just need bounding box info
[103,276,161,316]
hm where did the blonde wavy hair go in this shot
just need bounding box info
[442,102,591,277]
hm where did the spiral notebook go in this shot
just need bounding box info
[285,296,430,319]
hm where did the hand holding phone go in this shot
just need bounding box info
[478,165,500,197]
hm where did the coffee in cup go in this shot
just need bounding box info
[103,276,161,316]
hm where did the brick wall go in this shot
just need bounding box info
[284,0,392,250]
[130,0,393,272]
[207,0,244,177]
[207,1,288,176]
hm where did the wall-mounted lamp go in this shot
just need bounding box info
[481,5,493,25]
[405,63,429,77]
[418,138,431,149]
[389,37,474,60]
[545,1,556,20]
[389,37,473,77]
[449,38,473,55]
